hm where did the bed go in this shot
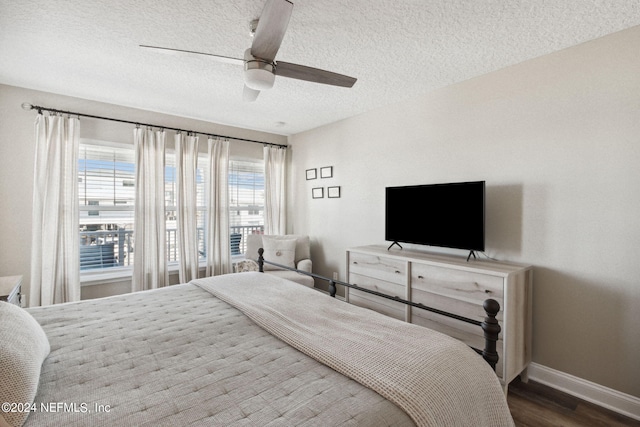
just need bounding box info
[1,266,514,426]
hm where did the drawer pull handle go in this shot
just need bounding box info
[395,270,401,274]
[418,275,424,279]
[485,289,491,293]
[353,261,358,265]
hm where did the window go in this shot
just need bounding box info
[78,140,265,271]
[79,142,135,270]
[229,160,265,254]
[164,154,208,262]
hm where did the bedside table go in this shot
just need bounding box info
[0,275,23,306]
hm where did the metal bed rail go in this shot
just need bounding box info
[256,247,501,371]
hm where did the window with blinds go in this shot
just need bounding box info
[78,140,265,271]
[229,160,265,254]
[79,143,135,270]
[164,155,208,263]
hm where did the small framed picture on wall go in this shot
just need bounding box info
[306,168,317,180]
[312,187,324,199]
[328,186,341,198]
[320,166,333,178]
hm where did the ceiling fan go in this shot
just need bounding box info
[140,0,357,102]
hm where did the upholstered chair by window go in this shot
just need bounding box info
[244,234,314,287]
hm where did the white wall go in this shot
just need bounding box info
[289,26,640,398]
[0,84,286,299]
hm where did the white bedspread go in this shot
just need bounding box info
[193,273,514,427]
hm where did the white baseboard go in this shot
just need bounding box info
[526,362,640,421]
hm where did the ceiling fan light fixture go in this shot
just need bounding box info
[244,48,275,90]
[244,63,276,90]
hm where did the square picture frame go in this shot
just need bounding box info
[312,187,324,199]
[320,166,333,179]
[306,168,317,180]
[328,186,341,198]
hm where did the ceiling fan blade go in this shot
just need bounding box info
[276,62,357,88]
[140,45,244,66]
[243,85,260,102]
[251,0,293,62]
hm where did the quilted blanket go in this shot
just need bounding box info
[24,278,414,426]
[193,273,514,427]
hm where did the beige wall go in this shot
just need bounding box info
[0,84,286,299]
[289,26,640,397]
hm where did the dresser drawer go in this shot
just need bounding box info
[349,291,405,320]
[411,288,503,323]
[348,252,406,285]
[347,272,406,320]
[349,272,406,300]
[411,263,504,305]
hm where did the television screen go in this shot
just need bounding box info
[385,181,485,252]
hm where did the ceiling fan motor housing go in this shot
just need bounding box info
[244,48,276,90]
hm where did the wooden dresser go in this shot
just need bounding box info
[346,245,532,392]
[0,275,23,306]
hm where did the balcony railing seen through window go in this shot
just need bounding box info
[80,225,264,270]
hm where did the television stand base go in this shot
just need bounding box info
[387,241,403,250]
[467,250,477,262]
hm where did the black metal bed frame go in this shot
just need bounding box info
[256,248,501,371]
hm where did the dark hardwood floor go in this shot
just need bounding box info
[507,377,639,426]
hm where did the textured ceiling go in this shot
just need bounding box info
[1,1,638,136]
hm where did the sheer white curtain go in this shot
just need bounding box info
[132,128,168,292]
[205,138,231,276]
[30,114,80,306]
[175,133,200,282]
[264,146,287,235]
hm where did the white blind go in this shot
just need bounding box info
[78,144,135,223]
[229,160,265,228]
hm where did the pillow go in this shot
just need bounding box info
[0,302,50,427]
[261,235,297,271]
[235,259,259,273]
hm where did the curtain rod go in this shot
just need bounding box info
[21,103,288,148]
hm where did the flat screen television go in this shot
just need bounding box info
[385,181,485,253]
